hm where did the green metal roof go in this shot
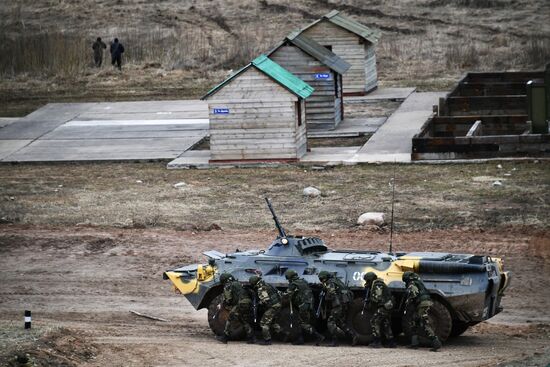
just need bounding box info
[299,10,381,44]
[202,55,314,100]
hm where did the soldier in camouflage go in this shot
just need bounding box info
[283,269,324,345]
[402,271,442,351]
[249,275,283,345]
[216,273,255,344]
[318,271,358,346]
[363,272,397,348]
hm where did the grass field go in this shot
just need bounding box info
[1,161,548,231]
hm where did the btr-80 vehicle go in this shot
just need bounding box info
[164,199,510,344]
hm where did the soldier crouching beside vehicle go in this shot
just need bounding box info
[249,275,283,345]
[318,271,358,346]
[216,273,255,344]
[402,271,442,351]
[282,270,325,345]
[363,272,397,348]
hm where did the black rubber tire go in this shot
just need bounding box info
[346,298,374,345]
[207,294,245,339]
[450,321,470,337]
[275,306,308,342]
[402,299,452,344]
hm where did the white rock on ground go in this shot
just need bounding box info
[357,212,386,226]
[493,180,503,187]
[173,182,187,188]
[303,186,321,197]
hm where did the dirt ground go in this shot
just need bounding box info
[0,162,549,366]
[0,226,549,366]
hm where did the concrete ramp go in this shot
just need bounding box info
[352,92,445,162]
[0,100,208,162]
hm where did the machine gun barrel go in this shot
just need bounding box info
[264,197,287,238]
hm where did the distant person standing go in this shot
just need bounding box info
[92,37,106,67]
[110,38,125,70]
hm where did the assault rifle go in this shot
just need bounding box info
[361,287,370,315]
[315,290,326,318]
[252,294,258,324]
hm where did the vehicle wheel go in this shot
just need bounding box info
[275,306,304,342]
[402,299,452,344]
[450,321,469,337]
[346,298,374,345]
[207,294,245,339]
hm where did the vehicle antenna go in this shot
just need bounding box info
[389,162,397,254]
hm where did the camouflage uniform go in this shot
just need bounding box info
[283,270,324,345]
[402,271,442,351]
[217,273,255,343]
[250,275,282,345]
[363,272,396,348]
[318,271,358,346]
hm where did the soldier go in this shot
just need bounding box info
[216,273,255,344]
[363,272,396,348]
[317,271,358,346]
[402,271,442,351]
[92,37,106,67]
[249,275,283,345]
[283,269,324,345]
[110,38,125,70]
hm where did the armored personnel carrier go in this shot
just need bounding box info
[164,199,510,343]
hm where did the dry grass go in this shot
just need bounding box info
[0,0,549,112]
[0,161,548,232]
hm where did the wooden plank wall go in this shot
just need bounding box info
[303,21,368,95]
[206,68,304,161]
[364,44,378,92]
[270,45,340,129]
[412,133,550,160]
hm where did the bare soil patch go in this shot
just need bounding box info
[0,226,548,366]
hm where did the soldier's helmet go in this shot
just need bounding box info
[318,270,331,281]
[284,269,298,280]
[363,272,378,283]
[402,271,414,283]
[409,272,420,280]
[219,273,234,284]
[249,275,261,285]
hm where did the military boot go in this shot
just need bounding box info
[258,338,272,346]
[386,338,397,348]
[430,336,442,352]
[369,337,382,348]
[216,334,228,344]
[408,335,419,349]
[314,331,325,346]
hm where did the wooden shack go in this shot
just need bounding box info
[267,31,351,130]
[202,55,314,162]
[298,10,380,95]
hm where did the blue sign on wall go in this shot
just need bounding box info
[213,108,230,114]
[315,73,331,79]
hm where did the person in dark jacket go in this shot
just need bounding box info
[110,38,125,70]
[92,37,106,67]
